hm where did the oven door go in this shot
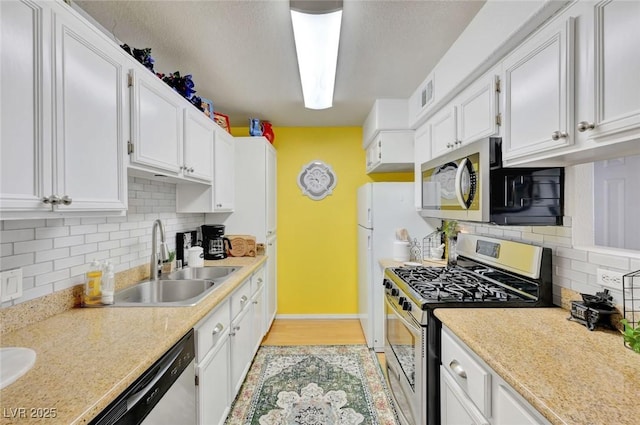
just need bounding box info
[384,294,425,425]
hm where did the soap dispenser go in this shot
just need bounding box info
[101,261,115,305]
[84,259,103,306]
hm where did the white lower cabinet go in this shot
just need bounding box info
[229,302,253,396]
[440,367,490,425]
[194,269,267,425]
[251,266,267,353]
[196,337,230,425]
[441,326,550,425]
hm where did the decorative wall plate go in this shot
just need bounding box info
[297,160,337,201]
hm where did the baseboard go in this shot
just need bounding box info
[275,314,359,320]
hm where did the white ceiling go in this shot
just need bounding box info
[74,0,485,128]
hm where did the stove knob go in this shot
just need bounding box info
[398,296,406,305]
[402,301,412,312]
[384,280,392,289]
[391,288,399,297]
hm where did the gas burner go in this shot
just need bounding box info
[390,265,537,305]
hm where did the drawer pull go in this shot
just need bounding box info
[240,295,248,305]
[212,323,224,337]
[449,360,467,379]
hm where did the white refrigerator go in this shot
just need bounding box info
[358,182,435,351]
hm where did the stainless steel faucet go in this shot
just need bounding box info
[150,219,170,280]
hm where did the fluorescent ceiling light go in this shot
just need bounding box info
[290,7,342,110]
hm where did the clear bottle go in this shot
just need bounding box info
[84,259,103,306]
[101,261,115,305]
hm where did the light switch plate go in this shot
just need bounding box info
[1,268,23,302]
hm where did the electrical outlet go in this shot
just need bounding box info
[0,268,23,302]
[596,268,624,290]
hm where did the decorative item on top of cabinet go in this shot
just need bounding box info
[0,0,127,219]
[501,15,575,163]
[214,112,231,133]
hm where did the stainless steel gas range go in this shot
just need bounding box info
[383,233,553,425]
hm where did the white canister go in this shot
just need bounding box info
[187,246,204,267]
[393,241,410,262]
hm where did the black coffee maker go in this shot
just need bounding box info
[201,225,232,260]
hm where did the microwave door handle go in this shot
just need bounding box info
[454,158,469,210]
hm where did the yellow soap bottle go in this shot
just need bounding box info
[84,259,103,306]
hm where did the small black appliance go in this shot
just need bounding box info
[201,225,232,260]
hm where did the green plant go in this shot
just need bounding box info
[163,250,176,263]
[620,319,640,353]
[442,220,458,239]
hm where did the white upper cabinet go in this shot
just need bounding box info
[175,126,234,213]
[213,128,235,211]
[183,107,214,183]
[501,14,575,162]
[414,122,430,211]
[1,0,52,215]
[362,99,409,148]
[457,70,500,145]
[1,0,127,218]
[52,7,128,213]
[574,0,640,148]
[429,68,500,161]
[430,105,458,159]
[365,131,414,174]
[129,68,183,177]
[266,144,277,235]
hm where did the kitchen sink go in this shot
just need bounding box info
[164,266,238,281]
[112,266,239,307]
[113,279,217,307]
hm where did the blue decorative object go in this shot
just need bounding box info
[249,118,263,136]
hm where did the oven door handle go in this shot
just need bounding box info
[385,295,421,336]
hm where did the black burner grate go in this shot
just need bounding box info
[392,266,533,303]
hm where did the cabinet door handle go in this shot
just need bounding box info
[257,278,263,284]
[449,359,468,379]
[211,323,224,337]
[577,121,595,132]
[189,167,194,173]
[551,131,568,141]
[252,300,258,305]
[240,295,248,305]
[61,195,72,205]
[446,142,453,148]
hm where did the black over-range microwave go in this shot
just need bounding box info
[420,138,564,225]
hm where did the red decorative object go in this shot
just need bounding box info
[214,112,231,133]
[262,121,275,144]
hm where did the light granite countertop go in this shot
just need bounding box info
[0,256,266,425]
[435,308,640,425]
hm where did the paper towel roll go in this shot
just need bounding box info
[187,246,204,267]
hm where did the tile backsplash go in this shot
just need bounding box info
[0,176,205,307]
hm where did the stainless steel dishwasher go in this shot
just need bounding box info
[90,330,196,425]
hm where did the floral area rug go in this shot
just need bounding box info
[225,345,399,425]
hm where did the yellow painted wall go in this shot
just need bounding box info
[235,126,413,315]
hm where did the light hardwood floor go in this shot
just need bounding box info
[261,319,366,345]
[261,319,386,366]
